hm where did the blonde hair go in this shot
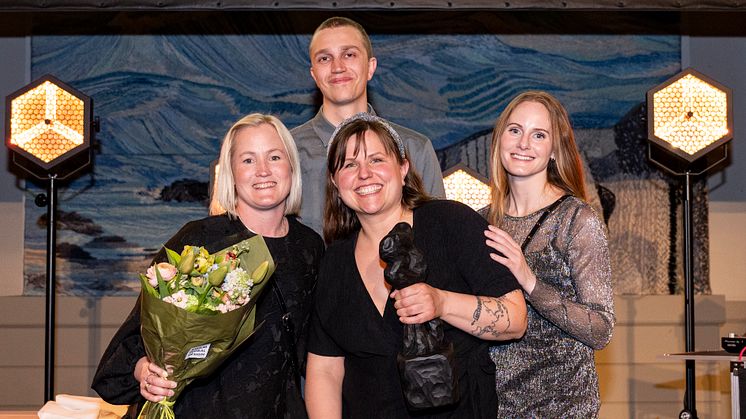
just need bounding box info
[209,113,302,217]
[488,91,587,226]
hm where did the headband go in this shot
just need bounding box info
[328,112,406,159]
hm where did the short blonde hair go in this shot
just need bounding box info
[209,114,302,217]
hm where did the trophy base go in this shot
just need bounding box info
[398,345,459,410]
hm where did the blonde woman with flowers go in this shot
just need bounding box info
[92,114,324,418]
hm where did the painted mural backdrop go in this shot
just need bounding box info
[24,12,701,296]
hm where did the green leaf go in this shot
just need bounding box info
[165,247,181,266]
[139,274,159,297]
[196,285,214,309]
[155,266,170,298]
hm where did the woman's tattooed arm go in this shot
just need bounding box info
[470,296,512,339]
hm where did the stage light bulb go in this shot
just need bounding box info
[9,81,86,163]
[443,168,491,211]
[652,74,730,156]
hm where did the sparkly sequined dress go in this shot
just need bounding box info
[489,196,615,418]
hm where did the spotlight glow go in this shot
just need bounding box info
[443,168,491,211]
[649,71,731,160]
[9,81,86,163]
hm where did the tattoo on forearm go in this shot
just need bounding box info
[470,296,511,339]
[472,296,483,325]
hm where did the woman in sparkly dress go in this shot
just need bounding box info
[483,91,615,417]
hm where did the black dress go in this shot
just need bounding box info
[92,214,324,419]
[308,200,520,419]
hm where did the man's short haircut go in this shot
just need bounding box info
[310,16,373,59]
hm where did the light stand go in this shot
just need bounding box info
[646,68,733,419]
[5,74,95,402]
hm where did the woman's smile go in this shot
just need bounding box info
[355,184,382,195]
[253,181,277,189]
[333,130,408,218]
[510,153,534,161]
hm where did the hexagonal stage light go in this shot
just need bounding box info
[4,74,94,403]
[5,74,93,179]
[647,68,733,167]
[646,68,733,419]
[443,163,491,211]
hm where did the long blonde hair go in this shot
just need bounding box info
[488,91,587,226]
[209,113,302,218]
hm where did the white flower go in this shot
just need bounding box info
[162,290,196,310]
[220,268,254,308]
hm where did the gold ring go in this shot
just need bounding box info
[145,382,150,392]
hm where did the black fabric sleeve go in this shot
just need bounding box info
[419,200,520,298]
[288,218,326,374]
[90,217,236,404]
[90,222,194,404]
[307,306,345,357]
[306,243,346,357]
[456,203,520,297]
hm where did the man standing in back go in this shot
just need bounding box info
[292,16,445,235]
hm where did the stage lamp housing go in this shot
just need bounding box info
[208,159,226,215]
[646,67,733,419]
[443,163,491,211]
[647,68,733,167]
[5,74,93,180]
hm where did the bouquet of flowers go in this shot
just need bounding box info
[137,234,275,419]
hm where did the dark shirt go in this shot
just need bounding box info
[308,200,520,418]
[92,215,324,419]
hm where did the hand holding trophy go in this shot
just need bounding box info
[379,222,459,411]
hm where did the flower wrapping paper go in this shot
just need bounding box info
[138,234,274,419]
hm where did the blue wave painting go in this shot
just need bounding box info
[25,12,681,295]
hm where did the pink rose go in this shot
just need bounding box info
[146,262,179,287]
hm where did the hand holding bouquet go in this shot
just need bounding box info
[137,235,274,419]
